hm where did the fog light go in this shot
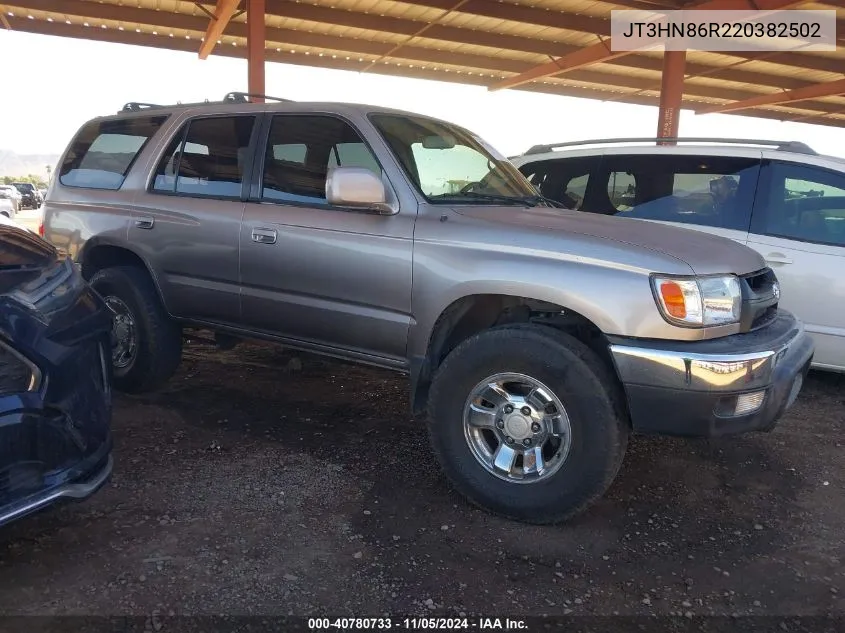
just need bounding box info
[734,390,766,416]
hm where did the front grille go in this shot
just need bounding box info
[739,268,779,332]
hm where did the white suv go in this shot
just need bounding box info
[512,138,845,373]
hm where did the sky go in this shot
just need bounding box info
[1,28,845,161]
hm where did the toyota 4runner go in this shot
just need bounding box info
[41,93,814,524]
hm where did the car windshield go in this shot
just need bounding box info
[369,113,542,206]
[12,183,33,192]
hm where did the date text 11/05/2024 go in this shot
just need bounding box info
[307,618,528,630]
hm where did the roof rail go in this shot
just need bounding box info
[120,91,294,113]
[223,92,294,103]
[121,102,165,112]
[523,137,817,156]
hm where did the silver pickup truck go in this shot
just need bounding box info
[42,93,814,524]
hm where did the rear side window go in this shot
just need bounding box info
[152,115,256,199]
[59,115,167,190]
[597,154,761,232]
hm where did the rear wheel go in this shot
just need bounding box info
[427,323,629,524]
[89,265,182,393]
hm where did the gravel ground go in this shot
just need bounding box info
[0,336,842,624]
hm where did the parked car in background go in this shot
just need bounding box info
[41,95,812,524]
[11,182,42,209]
[0,214,114,528]
[512,138,845,374]
[0,185,22,213]
[0,192,15,219]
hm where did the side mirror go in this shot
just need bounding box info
[326,167,395,215]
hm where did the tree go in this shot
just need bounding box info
[1,174,47,187]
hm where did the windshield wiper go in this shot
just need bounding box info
[523,193,567,209]
[430,191,567,209]
[431,191,541,206]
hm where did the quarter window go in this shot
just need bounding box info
[152,115,256,198]
[753,162,845,247]
[261,115,382,205]
[59,115,168,190]
[518,158,594,210]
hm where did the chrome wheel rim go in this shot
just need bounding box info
[463,372,572,484]
[105,296,137,369]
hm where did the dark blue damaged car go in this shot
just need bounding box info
[0,215,114,528]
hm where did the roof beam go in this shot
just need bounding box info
[697,78,845,114]
[14,0,845,116]
[10,15,845,129]
[198,0,242,59]
[360,0,472,72]
[486,0,811,91]
[261,0,845,75]
[256,0,842,83]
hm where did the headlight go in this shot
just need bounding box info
[9,257,85,319]
[651,274,741,327]
[0,339,42,395]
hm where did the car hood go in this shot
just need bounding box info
[453,205,766,276]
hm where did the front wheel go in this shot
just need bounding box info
[427,324,629,524]
[89,265,182,393]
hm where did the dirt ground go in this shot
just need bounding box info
[0,336,843,625]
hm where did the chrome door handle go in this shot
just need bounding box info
[251,228,277,244]
[135,216,155,229]
[765,252,793,265]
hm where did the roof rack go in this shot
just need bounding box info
[523,137,817,156]
[120,92,294,113]
[222,91,294,103]
[121,102,168,112]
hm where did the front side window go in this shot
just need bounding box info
[261,115,382,205]
[59,115,168,190]
[152,115,255,199]
[370,113,538,205]
[598,155,760,231]
[753,162,845,247]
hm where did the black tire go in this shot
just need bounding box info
[427,323,629,524]
[89,265,182,394]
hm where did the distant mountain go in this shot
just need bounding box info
[0,149,60,180]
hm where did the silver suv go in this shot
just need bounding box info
[42,94,814,524]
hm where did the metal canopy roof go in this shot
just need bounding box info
[3,0,845,127]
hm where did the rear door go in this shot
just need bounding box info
[590,153,762,245]
[746,159,845,371]
[130,113,259,326]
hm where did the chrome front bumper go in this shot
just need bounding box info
[607,311,814,437]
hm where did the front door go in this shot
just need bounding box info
[746,159,845,371]
[239,113,415,364]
